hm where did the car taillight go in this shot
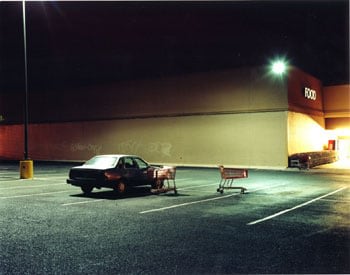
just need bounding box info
[104,171,120,181]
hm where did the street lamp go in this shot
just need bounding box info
[20,0,33,179]
[22,0,29,160]
[271,60,287,75]
[269,58,289,77]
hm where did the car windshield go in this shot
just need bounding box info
[83,156,118,169]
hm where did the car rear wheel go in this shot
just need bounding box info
[115,181,127,194]
[81,185,93,195]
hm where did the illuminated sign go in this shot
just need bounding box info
[304,87,316,100]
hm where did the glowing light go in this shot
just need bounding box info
[267,56,290,79]
[271,60,287,75]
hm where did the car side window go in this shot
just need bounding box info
[133,157,149,169]
[124,157,135,169]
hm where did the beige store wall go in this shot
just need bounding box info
[287,111,327,155]
[323,84,350,130]
[1,67,291,167]
[323,84,350,118]
[1,67,287,124]
[0,111,288,168]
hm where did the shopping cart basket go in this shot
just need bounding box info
[152,166,177,195]
[217,165,248,194]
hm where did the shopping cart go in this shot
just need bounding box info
[152,166,177,195]
[217,165,248,194]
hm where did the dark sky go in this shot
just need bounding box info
[0,0,349,93]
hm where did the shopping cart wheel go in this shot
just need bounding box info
[152,179,164,190]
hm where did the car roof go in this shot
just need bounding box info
[93,154,140,159]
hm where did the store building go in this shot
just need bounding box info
[323,84,350,161]
[0,66,349,168]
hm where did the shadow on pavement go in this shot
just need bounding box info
[69,186,186,200]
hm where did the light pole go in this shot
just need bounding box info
[20,0,33,179]
[22,0,29,160]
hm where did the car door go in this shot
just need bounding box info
[121,156,136,181]
[132,157,152,184]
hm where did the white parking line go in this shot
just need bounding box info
[61,182,218,206]
[0,176,67,183]
[62,199,107,206]
[35,177,67,180]
[0,183,65,191]
[140,193,240,214]
[0,190,71,199]
[174,178,193,182]
[177,182,218,190]
[140,184,286,214]
[247,186,348,225]
[1,177,26,183]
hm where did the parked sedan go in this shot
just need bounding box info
[67,154,160,194]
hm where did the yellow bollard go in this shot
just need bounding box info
[20,160,34,179]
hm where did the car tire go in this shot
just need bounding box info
[81,185,93,195]
[152,179,164,190]
[115,181,127,195]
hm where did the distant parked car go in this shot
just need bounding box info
[67,154,161,194]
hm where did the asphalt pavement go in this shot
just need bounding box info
[0,162,349,274]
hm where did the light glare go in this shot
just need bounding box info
[272,61,287,75]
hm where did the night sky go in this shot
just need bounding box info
[0,0,349,94]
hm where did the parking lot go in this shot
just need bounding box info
[0,162,349,274]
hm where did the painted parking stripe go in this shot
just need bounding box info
[0,179,22,183]
[140,193,240,214]
[0,183,66,191]
[34,177,67,180]
[177,182,218,190]
[62,199,107,206]
[0,176,66,183]
[0,190,71,199]
[140,184,286,214]
[62,185,220,207]
[62,183,220,206]
[247,186,348,225]
[173,178,193,182]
